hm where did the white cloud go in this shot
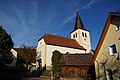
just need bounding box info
[82,0,97,9]
[61,14,75,26]
[13,8,27,28]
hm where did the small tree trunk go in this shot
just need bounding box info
[50,70,53,80]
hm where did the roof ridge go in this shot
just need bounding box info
[13,48,35,50]
[110,10,120,14]
[62,53,92,55]
[44,33,75,40]
[40,33,85,50]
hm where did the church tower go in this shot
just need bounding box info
[71,11,91,53]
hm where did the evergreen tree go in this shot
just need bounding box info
[52,50,61,80]
[0,26,14,64]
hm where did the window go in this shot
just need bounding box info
[85,33,87,37]
[73,34,75,38]
[82,32,87,38]
[82,32,84,37]
[119,37,120,40]
[109,44,117,55]
[40,42,42,44]
[106,69,113,80]
[76,33,77,37]
[115,23,120,31]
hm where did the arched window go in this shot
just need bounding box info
[73,34,75,38]
[76,33,77,37]
[82,32,84,37]
[85,33,87,37]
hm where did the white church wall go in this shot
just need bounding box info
[36,38,46,67]
[71,29,80,43]
[79,29,91,53]
[45,44,86,70]
[71,29,91,53]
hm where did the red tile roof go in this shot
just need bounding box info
[13,48,36,63]
[61,53,93,66]
[39,34,85,50]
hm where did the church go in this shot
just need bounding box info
[8,10,95,79]
[36,11,93,70]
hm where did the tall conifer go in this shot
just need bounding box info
[0,26,14,64]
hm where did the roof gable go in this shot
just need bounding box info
[40,34,85,50]
[94,11,120,61]
[13,48,36,63]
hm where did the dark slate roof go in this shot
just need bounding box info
[61,53,93,66]
[39,34,85,50]
[13,48,36,63]
[71,11,89,33]
[74,11,85,30]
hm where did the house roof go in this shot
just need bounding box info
[94,11,120,61]
[13,48,36,63]
[61,53,93,66]
[39,34,86,50]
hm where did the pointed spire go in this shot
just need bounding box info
[74,10,84,31]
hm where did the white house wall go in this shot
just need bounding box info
[7,49,17,67]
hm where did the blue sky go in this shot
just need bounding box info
[0,0,120,49]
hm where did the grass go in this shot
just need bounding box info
[41,70,51,77]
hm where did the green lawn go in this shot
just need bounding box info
[40,70,51,77]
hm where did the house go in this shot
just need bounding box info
[61,53,96,80]
[10,48,36,70]
[94,11,120,80]
[36,11,92,70]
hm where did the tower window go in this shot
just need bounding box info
[82,32,84,37]
[76,33,77,37]
[73,34,75,38]
[85,33,87,37]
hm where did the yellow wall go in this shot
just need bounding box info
[95,17,120,80]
